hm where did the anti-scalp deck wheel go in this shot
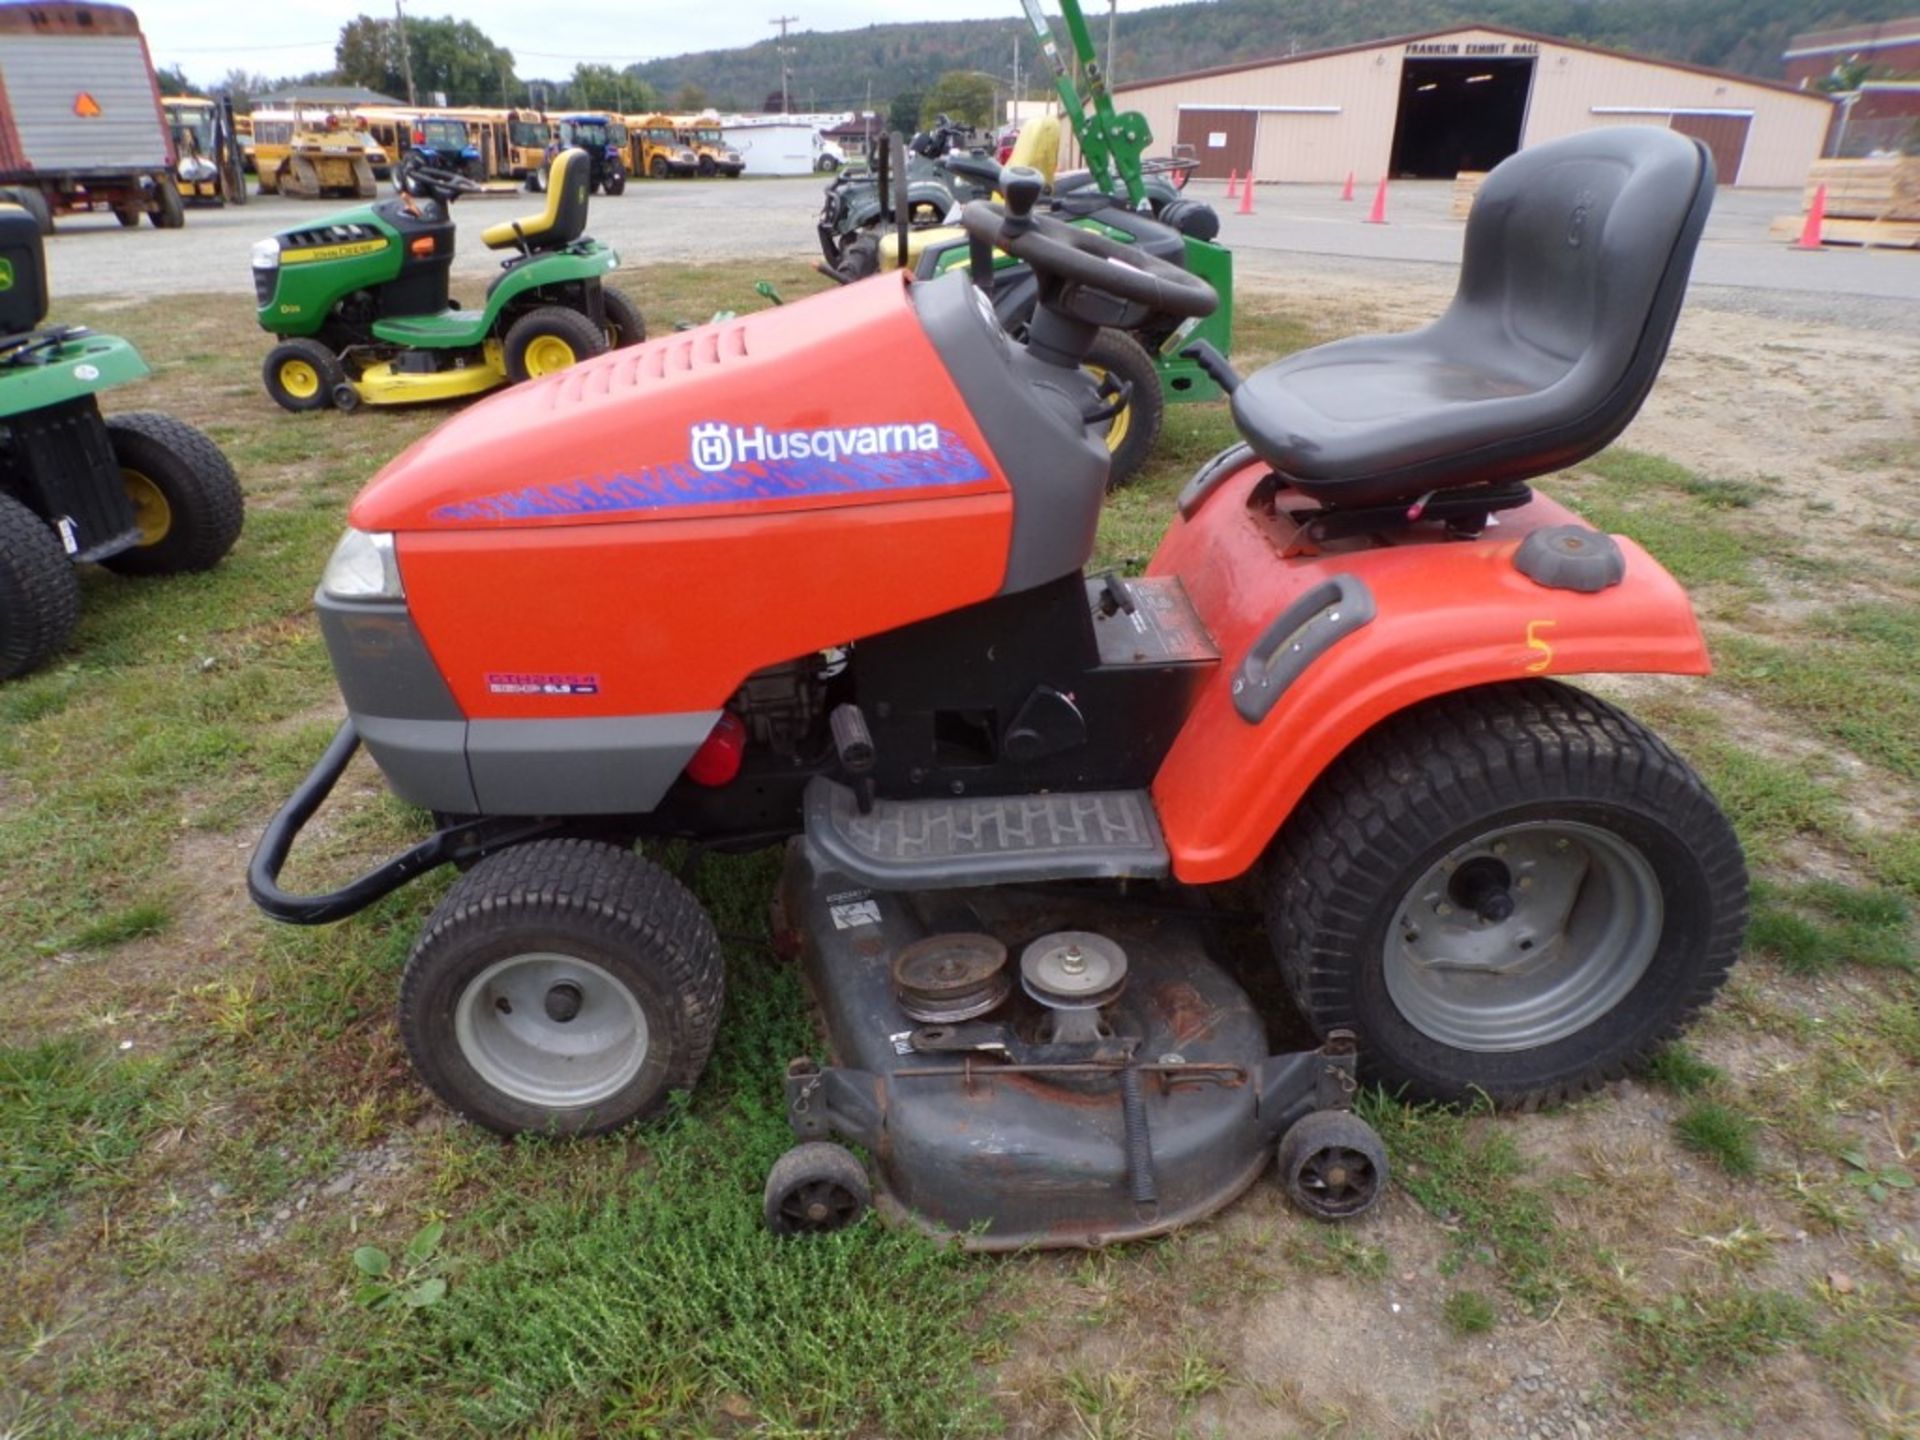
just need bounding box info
[399,839,724,1136]
[1277,1111,1388,1221]
[764,1142,871,1236]
[1266,680,1747,1109]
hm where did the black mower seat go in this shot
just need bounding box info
[482,147,591,253]
[1230,127,1714,508]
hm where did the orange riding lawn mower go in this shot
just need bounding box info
[251,129,1746,1247]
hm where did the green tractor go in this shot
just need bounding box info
[0,204,244,681]
[253,149,643,412]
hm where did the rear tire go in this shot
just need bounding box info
[1264,681,1747,1109]
[0,493,80,682]
[114,204,142,228]
[1084,328,1163,491]
[601,286,646,349]
[262,338,345,413]
[98,412,244,577]
[399,839,725,1137]
[503,305,608,383]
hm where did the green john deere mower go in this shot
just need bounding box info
[253,148,643,412]
[0,204,244,681]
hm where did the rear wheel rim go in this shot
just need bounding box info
[279,359,321,399]
[121,470,172,545]
[1383,819,1663,1052]
[453,953,649,1108]
[522,334,577,376]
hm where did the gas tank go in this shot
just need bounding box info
[362,273,1020,721]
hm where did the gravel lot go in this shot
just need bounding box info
[42,172,1920,331]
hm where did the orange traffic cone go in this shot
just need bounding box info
[1225,169,1240,200]
[1237,174,1255,216]
[1364,176,1389,224]
[1793,183,1828,250]
[1340,170,1355,202]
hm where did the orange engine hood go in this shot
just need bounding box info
[348,273,1007,534]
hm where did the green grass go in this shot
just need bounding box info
[3,269,1918,1438]
[0,1038,163,1231]
[66,901,171,952]
[1442,1289,1499,1336]
[1359,1094,1564,1310]
[1748,881,1914,975]
[1673,1100,1761,1177]
[1639,1041,1722,1095]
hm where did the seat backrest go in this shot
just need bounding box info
[1448,125,1713,445]
[480,147,592,252]
[0,203,49,338]
[1007,116,1061,185]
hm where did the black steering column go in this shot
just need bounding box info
[960,166,1219,368]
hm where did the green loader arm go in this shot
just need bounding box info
[1020,0,1151,209]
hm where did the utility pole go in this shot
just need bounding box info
[1106,0,1118,89]
[770,14,798,115]
[393,0,418,105]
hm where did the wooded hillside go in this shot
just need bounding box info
[624,0,1913,112]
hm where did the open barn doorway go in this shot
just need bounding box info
[1389,57,1534,178]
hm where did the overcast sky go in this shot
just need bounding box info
[146,0,1193,87]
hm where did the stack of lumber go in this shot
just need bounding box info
[1774,157,1920,249]
[1450,170,1486,219]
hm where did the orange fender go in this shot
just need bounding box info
[1149,464,1710,885]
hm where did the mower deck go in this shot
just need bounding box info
[774,840,1362,1249]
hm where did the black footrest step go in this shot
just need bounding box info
[803,778,1169,891]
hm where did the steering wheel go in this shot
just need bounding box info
[400,162,483,204]
[961,166,1218,321]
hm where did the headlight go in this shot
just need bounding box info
[250,236,281,271]
[320,529,403,601]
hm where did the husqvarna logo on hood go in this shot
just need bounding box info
[689,419,943,474]
[690,422,735,472]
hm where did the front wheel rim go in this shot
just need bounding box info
[121,470,172,545]
[522,334,577,376]
[453,953,649,1108]
[1383,819,1664,1052]
[279,359,321,399]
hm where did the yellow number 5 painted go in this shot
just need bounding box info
[1524,619,1556,673]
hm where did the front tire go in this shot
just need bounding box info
[502,305,608,383]
[99,412,245,577]
[601,286,646,349]
[603,170,627,197]
[0,493,80,682]
[649,155,670,180]
[1084,328,1163,491]
[399,839,725,1137]
[1265,681,1746,1109]
[262,338,345,413]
